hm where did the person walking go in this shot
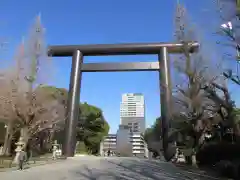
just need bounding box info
[18,149,26,170]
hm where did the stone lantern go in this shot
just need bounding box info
[13,137,25,164]
[52,140,58,160]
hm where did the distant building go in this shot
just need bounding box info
[130,133,146,157]
[116,125,132,156]
[99,93,147,157]
[100,134,117,156]
[120,93,145,133]
[120,93,146,156]
[100,127,147,157]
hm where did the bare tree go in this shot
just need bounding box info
[206,1,240,139]
[0,72,17,155]
[0,41,26,155]
[172,2,232,165]
[0,15,66,155]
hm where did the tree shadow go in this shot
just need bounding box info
[72,159,194,180]
[106,159,191,180]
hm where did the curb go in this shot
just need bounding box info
[0,159,65,172]
[74,154,88,157]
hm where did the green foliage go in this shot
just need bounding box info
[54,101,109,155]
[143,128,153,143]
[75,141,87,154]
[77,103,109,154]
[143,117,161,143]
[232,108,240,124]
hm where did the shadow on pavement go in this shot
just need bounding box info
[73,158,215,180]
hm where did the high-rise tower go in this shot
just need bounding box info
[120,93,145,133]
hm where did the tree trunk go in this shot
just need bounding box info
[39,135,44,151]
[191,154,197,166]
[236,123,240,136]
[191,150,198,167]
[1,122,13,156]
[48,131,55,146]
[2,134,12,156]
[20,127,29,149]
[235,124,240,142]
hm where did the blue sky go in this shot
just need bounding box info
[0,0,239,133]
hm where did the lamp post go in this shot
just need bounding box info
[221,21,240,58]
[221,21,240,85]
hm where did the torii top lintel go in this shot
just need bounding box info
[48,42,199,57]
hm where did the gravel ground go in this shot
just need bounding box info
[0,156,226,180]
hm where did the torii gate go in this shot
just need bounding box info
[48,42,198,160]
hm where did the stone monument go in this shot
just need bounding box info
[13,137,25,164]
[52,140,58,160]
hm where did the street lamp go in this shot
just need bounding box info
[220,21,240,85]
[221,21,240,59]
[221,21,233,32]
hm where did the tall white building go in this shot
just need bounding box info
[120,93,145,133]
[120,93,146,157]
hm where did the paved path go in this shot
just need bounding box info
[0,156,224,180]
